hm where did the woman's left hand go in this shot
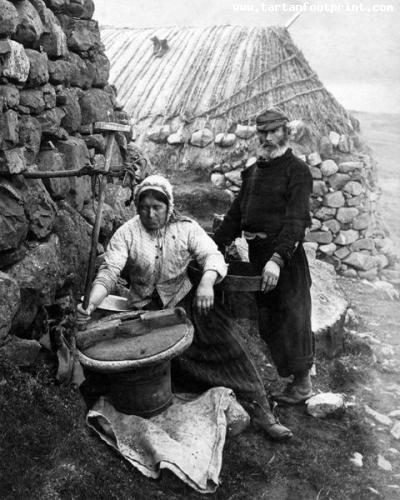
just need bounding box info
[195,282,215,314]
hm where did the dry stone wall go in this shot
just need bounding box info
[0,0,135,343]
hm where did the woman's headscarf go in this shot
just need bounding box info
[134,174,175,221]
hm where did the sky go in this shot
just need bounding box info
[94,0,400,114]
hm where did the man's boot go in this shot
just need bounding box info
[249,400,293,441]
[272,369,313,405]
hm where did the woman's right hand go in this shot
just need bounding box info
[76,303,95,329]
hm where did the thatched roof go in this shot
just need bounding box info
[101,25,356,136]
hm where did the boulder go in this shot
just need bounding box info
[310,259,348,356]
[306,393,345,418]
[37,106,66,136]
[319,243,337,256]
[211,172,226,189]
[350,238,375,252]
[358,268,378,281]
[305,230,333,245]
[19,115,42,164]
[335,229,359,246]
[0,181,28,252]
[312,180,328,197]
[215,132,236,148]
[329,173,351,191]
[224,168,242,187]
[323,191,345,208]
[79,88,114,125]
[319,135,333,159]
[14,0,44,46]
[329,131,340,146]
[103,183,136,229]
[21,178,57,239]
[39,8,68,58]
[343,251,375,271]
[83,133,106,153]
[42,83,56,109]
[0,147,26,174]
[48,59,72,85]
[88,52,110,88]
[320,159,338,177]
[307,151,322,167]
[234,124,256,139]
[0,39,30,83]
[346,194,366,208]
[0,337,41,366]
[0,271,20,339]
[309,166,322,179]
[344,181,363,197]
[56,137,91,210]
[334,246,351,260]
[59,88,82,133]
[321,219,341,234]
[0,109,19,146]
[0,0,18,37]
[68,52,94,89]
[25,48,49,87]
[338,161,364,174]
[352,213,369,230]
[310,218,322,231]
[191,128,214,148]
[64,18,102,53]
[19,88,45,114]
[36,148,70,200]
[0,84,20,109]
[336,207,359,224]
[314,207,337,221]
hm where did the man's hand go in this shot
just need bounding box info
[195,270,218,314]
[261,260,280,293]
[76,303,95,329]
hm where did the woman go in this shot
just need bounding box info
[78,174,292,441]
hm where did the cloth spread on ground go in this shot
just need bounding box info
[86,388,249,494]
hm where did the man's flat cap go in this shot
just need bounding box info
[256,108,289,131]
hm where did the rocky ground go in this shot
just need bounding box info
[1,111,399,499]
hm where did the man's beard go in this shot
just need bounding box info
[257,137,287,159]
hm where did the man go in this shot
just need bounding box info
[213,108,315,404]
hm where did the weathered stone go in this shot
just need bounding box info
[319,135,333,159]
[336,207,359,224]
[43,0,66,12]
[391,421,400,440]
[37,106,65,136]
[352,213,369,230]
[88,52,110,88]
[81,0,95,19]
[307,151,322,167]
[64,0,85,17]
[8,234,64,333]
[309,166,322,179]
[320,159,338,177]
[0,147,26,174]
[210,172,226,189]
[81,201,115,241]
[306,393,345,418]
[0,0,18,37]
[321,219,341,234]
[42,83,56,109]
[14,0,44,46]
[25,48,49,87]
[343,251,375,271]
[0,337,41,366]
[19,88,45,114]
[0,271,20,339]
[346,194,365,208]
[21,178,57,239]
[374,254,389,270]
[338,161,364,174]
[329,131,340,146]
[310,218,322,231]
[36,148,69,199]
[0,84,19,109]
[323,191,345,208]
[48,59,72,85]
[235,124,256,139]
[305,230,333,245]
[344,181,363,197]
[319,243,337,256]
[312,180,328,197]
[58,88,82,133]
[341,268,358,278]
[338,134,351,153]
[0,109,19,146]
[63,17,102,53]
[350,238,375,252]
[0,181,28,252]
[334,246,351,260]
[358,268,378,281]
[329,173,351,191]
[224,168,242,187]
[19,115,42,164]
[335,229,359,246]
[56,137,91,210]
[39,9,68,58]
[79,88,114,125]
[314,207,337,221]
[103,183,136,229]
[0,40,30,83]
